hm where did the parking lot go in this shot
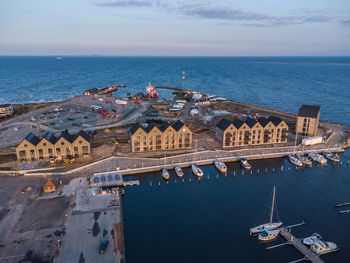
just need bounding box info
[0,94,147,148]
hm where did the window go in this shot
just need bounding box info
[19,150,26,156]
[82,146,89,152]
[74,146,78,152]
[24,144,28,148]
[56,148,61,153]
[48,148,53,154]
[79,140,82,144]
[66,147,70,153]
[38,149,43,154]
[30,149,35,154]
[43,143,47,146]
[61,141,65,145]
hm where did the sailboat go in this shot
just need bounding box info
[250,186,282,235]
[289,132,303,167]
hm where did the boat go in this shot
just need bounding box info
[162,168,170,180]
[250,186,283,235]
[296,154,312,166]
[258,229,279,242]
[311,240,338,255]
[324,152,340,162]
[191,164,203,177]
[214,161,227,173]
[240,158,251,169]
[308,153,327,165]
[56,56,63,60]
[288,154,303,167]
[175,166,184,177]
[302,233,322,246]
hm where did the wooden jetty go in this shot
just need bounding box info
[279,228,324,263]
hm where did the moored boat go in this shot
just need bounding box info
[302,233,322,246]
[311,240,338,255]
[296,154,312,166]
[191,164,203,177]
[175,166,184,177]
[258,229,279,242]
[288,154,303,167]
[240,158,251,169]
[308,153,327,165]
[324,152,340,162]
[214,161,227,173]
[162,168,170,180]
[250,186,283,235]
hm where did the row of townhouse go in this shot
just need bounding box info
[130,120,192,152]
[215,116,289,147]
[16,130,91,162]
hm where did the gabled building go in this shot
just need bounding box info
[16,130,91,162]
[296,105,320,137]
[215,116,288,148]
[0,104,14,117]
[130,120,192,152]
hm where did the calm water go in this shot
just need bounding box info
[0,56,350,124]
[123,151,350,263]
[1,56,350,262]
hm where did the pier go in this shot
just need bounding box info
[276,228,324,263]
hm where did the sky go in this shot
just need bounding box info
[0,0,350,56]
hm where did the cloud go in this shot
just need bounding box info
[181,6,333,26]
[95,1,334,27]
[342,19,350,26]
[95,0,153,8]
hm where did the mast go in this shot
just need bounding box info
[270,186,276,223]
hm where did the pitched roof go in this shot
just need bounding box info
[43,132,57,144]
[172,120,185,131]
[258,117,270,127]
[24,133,40,146]
[159,121,171,132]
[0,104,11,108]
[298,105,321,118]
[60,131,75,143]
[75,130,91,142]
[130,123,146,135]
[246,118,257,128]
[232,119,244,129]
[268,116,283,126]
[216,119,232,131]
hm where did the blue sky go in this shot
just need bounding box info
[0,0,349,56]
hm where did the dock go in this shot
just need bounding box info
[335,202,350,208]
[279,228,324,263]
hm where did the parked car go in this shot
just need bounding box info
[72,121,81,126]
[99,240,109,254]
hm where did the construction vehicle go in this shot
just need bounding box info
[64,156,76,164]
[110,137,119,145]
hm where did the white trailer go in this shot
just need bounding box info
[302,136,323,146]
[115,99,128,105]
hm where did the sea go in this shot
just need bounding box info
[1,56,350,262]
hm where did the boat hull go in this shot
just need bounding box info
[175,167,184,177]
[250,222,283,235]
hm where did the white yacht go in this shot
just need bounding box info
[258,229,279,242]
[191,164,203,177]
[240,158,251,169]
[324,152,340,162]
[175,166,184,177]
[302,233,322,246]
[162,168,170,180]
[296,154,312,166]
[250,186,282,235]
[311,241,338,255]
[214,161,227,173]
[288,155,303,167]
[308,153,327,165]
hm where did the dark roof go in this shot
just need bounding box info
[216,119,232,131]
[172,120,185,131]
[232,119,244,129]
[268,116,282,126]
[145,123,156,133]
[159,121,171,132]
[0,104,11,108]
[130,123,145,135]
[246,118,257,128]
[24,133,40,146]
[43,132,57,144]
[298,105,320,118]
[60,131,75,143]
[75,130,91,142]
[258,117,270,127]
